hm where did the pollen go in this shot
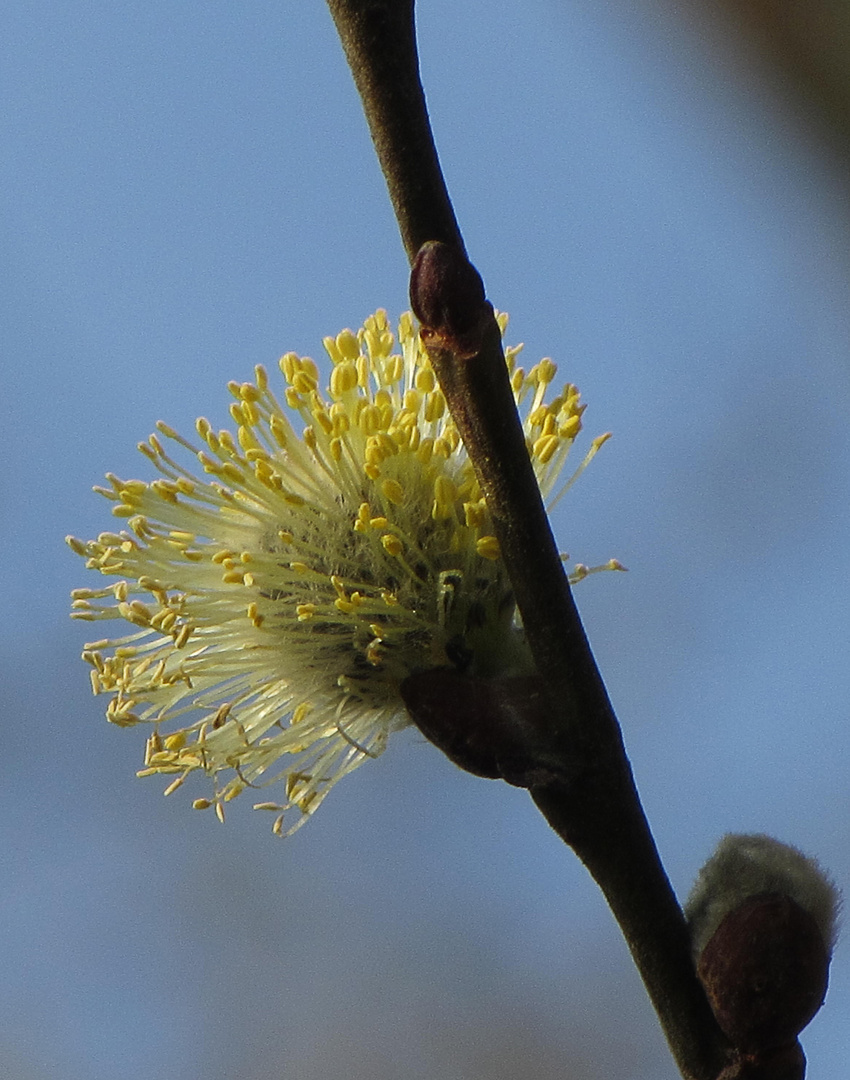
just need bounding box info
[68,310,617,835]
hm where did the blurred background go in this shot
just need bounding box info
[2,1,849,1077]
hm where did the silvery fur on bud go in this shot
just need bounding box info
[685,833,840,959]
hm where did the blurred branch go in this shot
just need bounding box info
[325,1,731,1078]
[681,0,850,154]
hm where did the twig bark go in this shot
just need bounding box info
[325,1,732,1076]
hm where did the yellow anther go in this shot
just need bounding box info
[331,409,350,437]
[136,442,158,463]
[269,414,289,448]
[536,357,557,385]
[279,352,297,381]
[434,474,457,506]
[464,500,487,529]
[381,479,405,505]
[415,367,436,393]
[336,329,360,360]
[174,623,194,649]
[381,534,403,557]
[533,434,561,464]
[296,603,316,621]
[164,731,186,751]
[330,361,358,398]
[385,354,404,383]
[559,415,581,440]
[358,404,382,435]
[302,357,320,382]
[424,391,446,423]
[117,602,149,628]
[476,535,501,561]
[128,599,152,620]
[292,703,312,724]
[592,432,612,451]
[313,407,333,435]
[197,452,221,474]
[238,424,260,452]
[528,405,549,428]
[323,335,341,364]
[151,609,178,633]
[193,799,213,810]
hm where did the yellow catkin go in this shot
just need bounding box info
[69,310,616,836]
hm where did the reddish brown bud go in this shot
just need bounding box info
[409,241,491,358]
[400,668,568,788]
[697,892,830,1053]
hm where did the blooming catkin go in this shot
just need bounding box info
[68,310,620,834]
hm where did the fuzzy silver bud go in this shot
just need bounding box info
[686,834,840,960]
[686,834,840,1062]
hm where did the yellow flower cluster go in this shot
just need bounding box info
[68,310,619,834]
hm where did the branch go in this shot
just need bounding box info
[325,2,731,1077]
[325,0,462,260]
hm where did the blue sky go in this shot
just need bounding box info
[2,2,849,1078]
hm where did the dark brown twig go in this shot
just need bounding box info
[325,2,731,1076]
